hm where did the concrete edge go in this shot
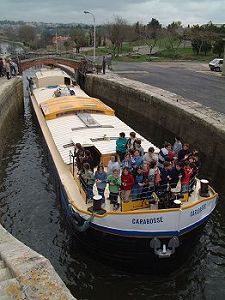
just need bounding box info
[87,73,225,134]
[0,224,75,299]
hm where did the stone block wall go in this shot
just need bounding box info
[85,73,225,179]
[0,78,24,158]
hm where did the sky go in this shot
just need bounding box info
[0,0,225,26]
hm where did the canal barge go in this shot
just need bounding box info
[29,68,218,266]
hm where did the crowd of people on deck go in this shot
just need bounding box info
[0,57,18,79]
[73,132,200,210]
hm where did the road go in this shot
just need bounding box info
[112,61,225,114]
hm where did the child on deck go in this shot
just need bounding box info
[143,147,158,165]
[107,155,120,176]
[80,163,95,200]
[95,165,107,203]
[107,169,121,210]
[158,143,172,169]
[169,162,183,188]
[135,139,145,156]
[74,143,85,171]
[181,161,194,194]
[131,149,144,172]
[160,161,172,189]
[121,168,134,202]
[132,167,144,200]
[82,150,94,171]
[127,132,137,151]
[121,153,133,172]
[178,144,190,162]
[173,137,182,155]
[148,161,161,196]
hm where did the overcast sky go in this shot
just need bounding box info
[0,0,225,26]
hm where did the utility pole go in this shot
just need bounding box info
[84,11,96,63]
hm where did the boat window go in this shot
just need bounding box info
[77,113,100,127]
[63,142,74,149]
[56,110,104,118]
[91,136,118,142]
[71,124,114,131]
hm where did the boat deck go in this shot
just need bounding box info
[47,113,159,165]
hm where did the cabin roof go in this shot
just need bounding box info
[35,69,69,79]
[40,96,114,120]
[47,113,159,164]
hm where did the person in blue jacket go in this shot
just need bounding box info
[169,162,183,188]
[132,166,144,200]
[121,153,133,172]
[95,165,107,203]
[131,149,144,172]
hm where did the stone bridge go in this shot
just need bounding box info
[19,56,82,72]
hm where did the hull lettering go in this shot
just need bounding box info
[190,203,207,217]
[132,217,163,225]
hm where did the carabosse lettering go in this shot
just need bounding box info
[132,217,163,224]
[190,203,207,217]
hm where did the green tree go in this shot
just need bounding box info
[189,24,215,55]
[137,19,162,55]
[63,40,70,51]
[147,18,162,34]
[162,21,184,57]
[213,39,225,57]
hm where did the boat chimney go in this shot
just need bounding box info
[199,179,209,197]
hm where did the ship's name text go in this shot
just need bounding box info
[190,203,207,217]
[132,217,163,225]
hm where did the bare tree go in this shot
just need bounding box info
[18,25,36,46]
[105,16,128,57]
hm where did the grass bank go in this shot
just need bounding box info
[83,44,216,63]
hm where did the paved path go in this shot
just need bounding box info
[112,61,225,114]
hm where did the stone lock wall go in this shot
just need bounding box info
[0,78,24,158]
[84,73,225,179]
[0,77,76,299]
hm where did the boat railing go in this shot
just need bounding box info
[78,173,198,212]
[69,150,87,201]
[69,150,199,212]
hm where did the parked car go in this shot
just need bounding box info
[209,58,223,72]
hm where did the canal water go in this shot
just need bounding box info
[0,76,225,300]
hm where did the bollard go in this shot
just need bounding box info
[199,179,209,197]
[93,195,102,211]
[173,199,182,208]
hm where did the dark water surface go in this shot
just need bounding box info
[0,78,225,300]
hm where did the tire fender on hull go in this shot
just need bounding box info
[69,204,94,232]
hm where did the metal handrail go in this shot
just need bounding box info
[77,173,198,209]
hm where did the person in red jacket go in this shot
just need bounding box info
[121,167,134,202]
[181,161,193,194]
